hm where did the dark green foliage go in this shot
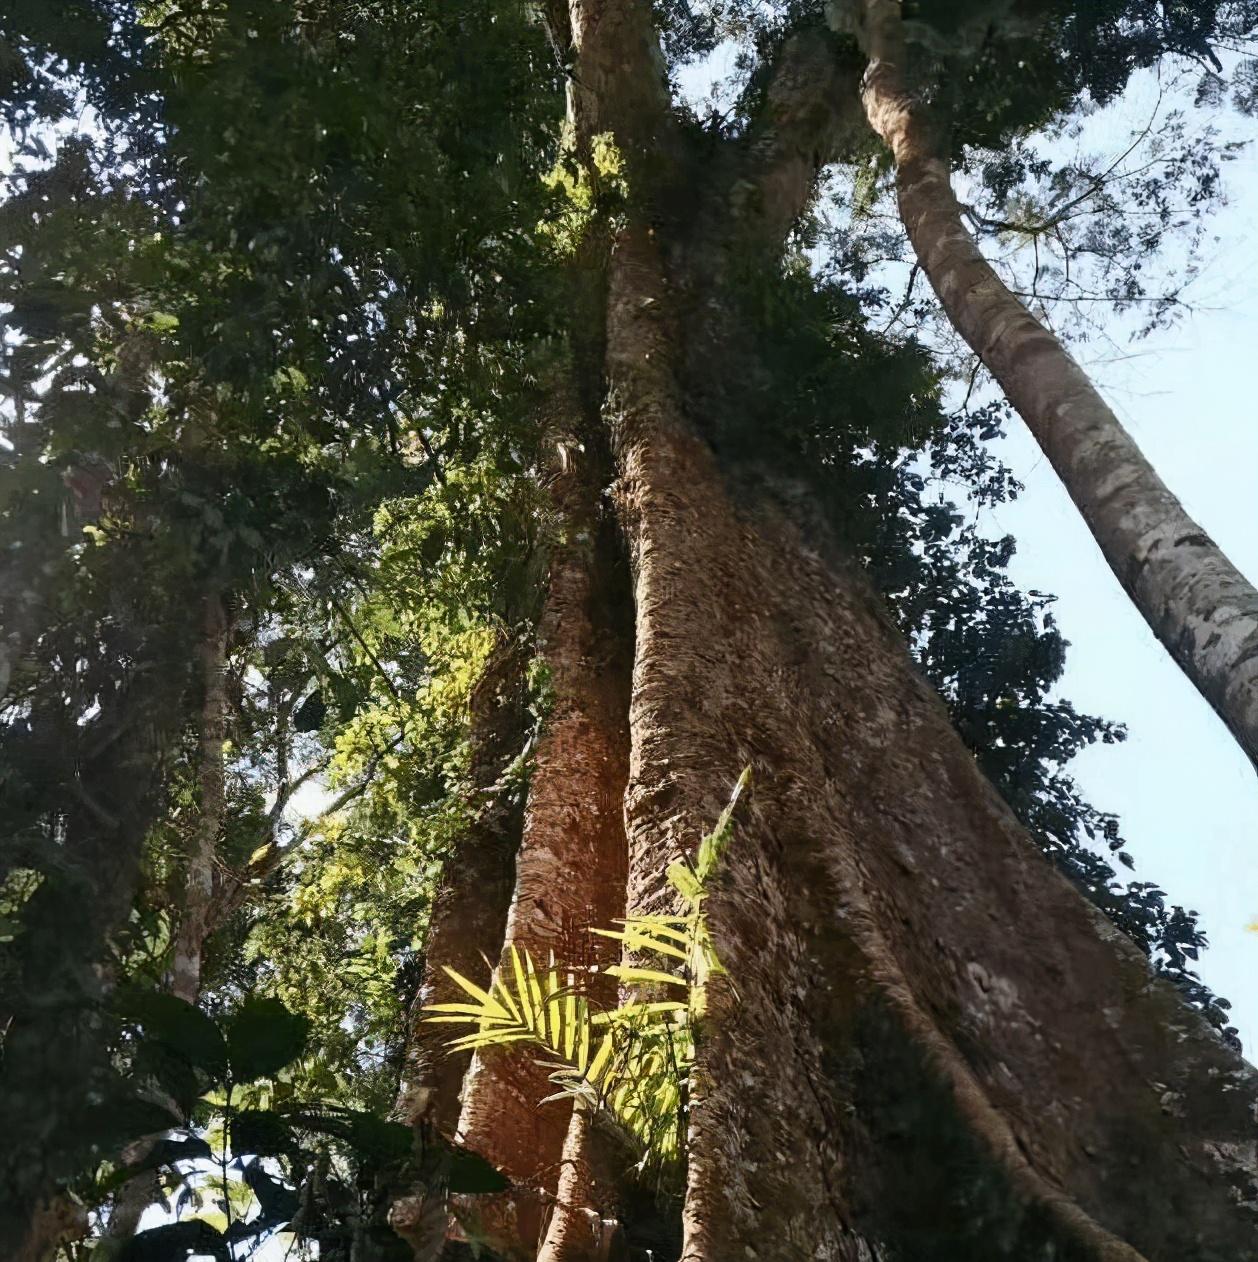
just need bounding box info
[225,997,312,1083]
[104,992,508,1259]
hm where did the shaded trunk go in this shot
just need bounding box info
[1,631,198,1257]
[535,1102,626,1262]
[853,0,1258,776]
[103,594,230,1245]
[170,593,228,1004]
[394,636,531,1139]
[603,217,1258,1259]
[448,417,633,1259]
[389,637,530,1256]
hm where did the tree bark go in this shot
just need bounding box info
[389,637,529,1256]
[601,215,1258,1257]
[535,1101,625,1262]
[171,592,228,1004]
[385,3,1258,1257]
[447,415,633,1260]
[853,0,1258,777]
[101,593,230,1245]
[394,636,531,1139]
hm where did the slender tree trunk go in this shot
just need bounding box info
[170,593,228,1004]
[535,1101,626,1262]
[449,408,633,1260]
[852,0,1258,776]
[101,594,230,1245]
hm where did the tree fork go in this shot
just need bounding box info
[851,0,1258,777]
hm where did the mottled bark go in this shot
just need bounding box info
[11,1197,89,1262]
[603,219,1258,1258]
[171,593,228,1004]
[853,0,1258,776]
[385,3,1258,1258]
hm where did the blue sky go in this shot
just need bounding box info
[987,126,1258,1049]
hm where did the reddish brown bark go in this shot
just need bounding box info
[448,425,632,1259]
[384,5,1258,1257]
[389,637,531,1257]
[535,1102,627,1262]
[603,219,1258,1257]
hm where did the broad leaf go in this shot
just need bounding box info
[225,997,310,1083]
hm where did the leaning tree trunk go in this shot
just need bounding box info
[852,0,1258,777]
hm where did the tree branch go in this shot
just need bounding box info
[712,29,867,253]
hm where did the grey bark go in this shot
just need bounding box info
[106,593,229,1244]
[852,0,1258,776]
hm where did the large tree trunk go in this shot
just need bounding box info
[852,0,1258,777]
[382,4,1258,1257]
[389,637,530,1256]
[448,415,633,1259]
[604,219,1258,1260]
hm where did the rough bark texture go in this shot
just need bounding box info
[449,431,633,1259]
[535,1102,627,1262]
[384,4,1258,1257]
[603,219,1258,1259]
[854,0,1258,776]
[11,1197,89,1262]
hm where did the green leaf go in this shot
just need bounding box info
[225,997,310,1082]
[238,1160,300,1231]
[230,1109,294,1158]
[605,966,686,989]
[343,1111,415,1162]
[117,989,228,1077]
[117,1220,229,1262]
[82,1094,182,1150]
[447,1147,509,1194]
[666,860,703,902]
